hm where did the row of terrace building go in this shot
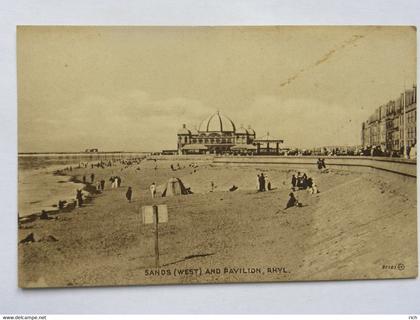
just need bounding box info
[361,85,417,154]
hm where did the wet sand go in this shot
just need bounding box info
[18,159,417,287]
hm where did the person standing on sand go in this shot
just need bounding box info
[117,176,122,187]
[126,187,133,203]
[257,174,261,191]
[110,176,117,189]
[96,181,101,191]
[260,173,266,192]
[150,182,156,198]
[100,179,105,190]
[82,175,86,184]
[76,189,83,207]
[91,173,95,183]
[291,174,297,189]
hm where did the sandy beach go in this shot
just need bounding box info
[18,158,417,287]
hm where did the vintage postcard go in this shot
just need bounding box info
[17,26,417,288]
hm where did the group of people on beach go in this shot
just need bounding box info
[290,172,318,194]
[284,169,322,210]
[109,176,122,188]
[256,173,272,192]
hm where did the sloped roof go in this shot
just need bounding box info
[181,144,208,150]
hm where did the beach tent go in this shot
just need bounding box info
[162,177,189,197]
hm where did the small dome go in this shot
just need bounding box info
[198,111,236,132]
[190,127,199,135]
[246,125,255,135]
[177,124,191,135]
[236,125,247,134]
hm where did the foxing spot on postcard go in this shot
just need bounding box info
[17,26,417,288]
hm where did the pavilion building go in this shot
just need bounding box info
[177,111,283,155]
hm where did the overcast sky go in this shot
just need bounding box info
[17,26,416,152]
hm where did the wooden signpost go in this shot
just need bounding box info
[141,204,168,267]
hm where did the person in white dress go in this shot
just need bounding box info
[150,182,156,198]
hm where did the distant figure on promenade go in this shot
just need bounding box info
[126,187,133,203]
[291,174,297,189]
[76,189,83,207]
[317,158,323,170]
[91,173,95,183]
[82,175,86,184]
[100,179,105,190]
[150,182,156,198]
[117,176,122,187]
[177,163,181,170]
[285,192,302,209]
[171,164,175,171]
[96,181,101,191]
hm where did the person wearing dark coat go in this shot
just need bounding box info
[317,158,323,170]
[126,187,132,202]
[76,189,83,207]
[100,179,105,190]
[285,192,302,209]
[307,177,313,188]
[291,174,297,189]
[90,173,95,183]
[260,173,266,192]
[82,175,86,184]
[302,173,308,189]
[117,176,122,187]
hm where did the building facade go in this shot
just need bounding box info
[361,85,417,154]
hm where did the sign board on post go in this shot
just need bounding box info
[140,205,169,268]
[141,205,168,224]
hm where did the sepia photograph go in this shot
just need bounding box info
[17,26,417,288]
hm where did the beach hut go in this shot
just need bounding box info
[162,177,189,197]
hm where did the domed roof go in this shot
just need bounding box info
[246,125,256,135]
[177,124,191,135]
[190,126,199,135]
[236,125,248,134]
[198,111,236,132]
